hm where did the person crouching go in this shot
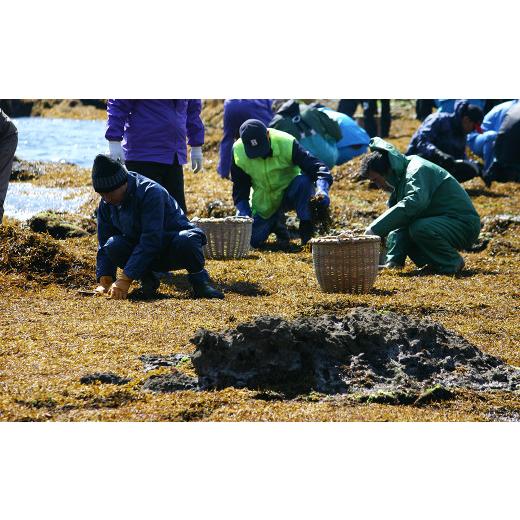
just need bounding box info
[92,154,224,300]
[361,138,481,275]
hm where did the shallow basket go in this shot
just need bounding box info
[194,217,253,260]
[311,234,381,293]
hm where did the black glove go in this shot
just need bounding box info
[433,149,455,170]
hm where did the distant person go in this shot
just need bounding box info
[467,100,520,186]
[92,154,223,300]
[362,138,481,275]
[218,99,273,179]
[0,109,18,223]
[435,99,486,113]
[337,100,391,138]
[415,99,436,121]
[105,99,205,214]
[317,106,370,164]
[231,119,332,248]
[406,99,484,184]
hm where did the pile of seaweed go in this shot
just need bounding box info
[28,211,94,239]
[190,307,520,400]
[0,224,93,287]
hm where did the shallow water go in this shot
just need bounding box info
[4,183,90,221]
[13,117,107,167]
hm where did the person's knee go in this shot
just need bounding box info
[176,229,205,252]
[408,221,435,242]
[103,235,133,266]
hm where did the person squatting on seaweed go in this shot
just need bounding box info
[105,99,205,214]
[230,119,333,248]
[406,99,484,184]
[92,154,224,300]
[362,138,481,275]
[467,99,520,186]
[0,109,18,223]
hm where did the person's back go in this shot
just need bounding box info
[375,140,478,230]
[403,156,480,221]
[407,108,466,159]
[482,100,518,132]
[98,171,194,240]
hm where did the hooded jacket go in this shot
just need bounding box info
[369,138,480,239]
[406,99,472,160]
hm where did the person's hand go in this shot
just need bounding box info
[190,146,203,173]
[94,276,113,296]
[314,177,331,207]
[108,141,125,163]
[435,150,455,169]
[313,190,330,207]
[107,272,133,300]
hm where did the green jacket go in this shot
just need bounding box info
[369,138,481,238]
[233,128,301,219]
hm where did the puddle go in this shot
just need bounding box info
[13,117,107,167]
[4,183,89,221]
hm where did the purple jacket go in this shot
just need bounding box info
[218,99,273,178]
[105,99,204,165]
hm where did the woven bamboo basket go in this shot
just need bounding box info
[194,217,253,260]
[311,234,381,293]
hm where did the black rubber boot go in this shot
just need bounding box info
[138,271,161,298]
[192,281,225,299]
[299,220,315,246]
[274,212,291,249]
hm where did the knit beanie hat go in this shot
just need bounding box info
[92,154,128,193]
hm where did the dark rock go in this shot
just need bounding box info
[80,372,131,385]
[10,159,45,181]
[190,307,520,399]
[0,99,34,117]
[142,370,198,392]
[28,211,89,239]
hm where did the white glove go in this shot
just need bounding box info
[108,141,125,163]
[190,146,203,173]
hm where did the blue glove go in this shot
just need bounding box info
[314,178,331,207]
[236,200,252,217]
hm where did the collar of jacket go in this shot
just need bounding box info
[119,171,137,207]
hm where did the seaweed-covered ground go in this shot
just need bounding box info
[1,100,519,421]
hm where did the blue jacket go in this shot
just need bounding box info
[481,100,518,132]
[406,99,471,160]
[105,99,204,165]
[467,100,519,172]
[218,99,273,178]
[96,171,198,280]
